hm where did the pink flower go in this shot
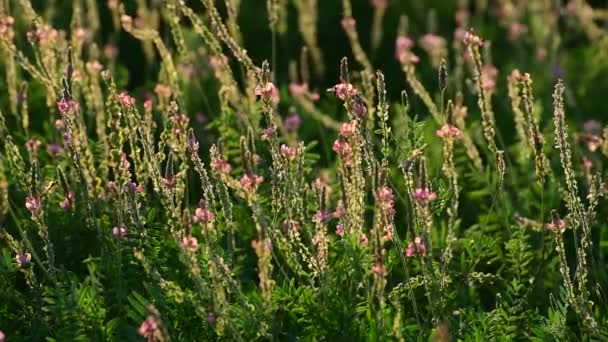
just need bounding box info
[395,36,419,64]
[360,233,369,245]
[116,91,135,107]
[333,202,346,218]
[120,152,130,170]
[582,134,602,152]
[375,186,394,209]
[25,139,42,154]
[313,210,332,223]
[331,82,358,100]
[180,235,199,252]
[336,224,345,237]
[412,187,437,203]
[481,65,499,93]
[57,99,79,114]
[255,82,276,97]
[406,236,426,257]
[546,219,566,233]
[212,159,232,174]
[15,252,32,267]
[59,191,75,211]
[582,157,593,171]
[340,121,357,137]
[112,225,128,240]
[463,30,483,46]
[138,315,158,337]
[192,207,215,224]
[0,330,5,342]
[371,263,386,275]
[25,195,41,214]
[47,143,64,157]
[120,15,133,30]
[261,127,275,141]
[240,174,264,191]
[283,113,301,132]
[341,17,356,30]
[383,225,393,241]
[419,33,446,54]
[55,119,66,130]
[280,144,298,161]
[154,84,172,98]
[436,124,462,139]
[332,139,352,157]
[161,176,177,189]
[289,82,308,97]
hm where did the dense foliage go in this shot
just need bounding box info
[1,0,608,340]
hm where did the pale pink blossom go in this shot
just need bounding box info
[112,225,128,240]
[212,159,232,174]
[192,207,215,224]
[336,224,345,237]
[240,174,264,191]
[371,263,386,275]
[138,315,159,337]
[332,139,352,157]
[436,124,462,139]
[25,139,42,154]
[330,82,358,100]
[59,191,75,211]
[406,236,426,257]
[546,219,566,233]
[280,144,298,161]
[412,187,437,203]
[255,82,276,97]
[25,195,41,214]
[339,121,357,137]
[180,235,199,252]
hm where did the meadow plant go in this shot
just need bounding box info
[0,0,608,340]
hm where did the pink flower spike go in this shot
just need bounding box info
[138,315,159,337]
[339,121,357,138]
[332,82,359,100]
[240,174,264,191]
[360,233,369,245]
[0,330,5,342]
[412,187,437,203]
[371,263,386,275]
[546,219,566,233]
[212,159,232,174]
[406,236,426,257]
[280,144,298,161]
[59,191,75,211]
[57,99,79,114]
[112,225,128,240]
[25,139,42,154]
[255,82,276,97]
[336,224,345,237]
[332,139,352,157]
[25,195,41,214]
[116,91,136,107]
[436,124,462,139]
[192,207,215,224]
[180,235,199,252]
